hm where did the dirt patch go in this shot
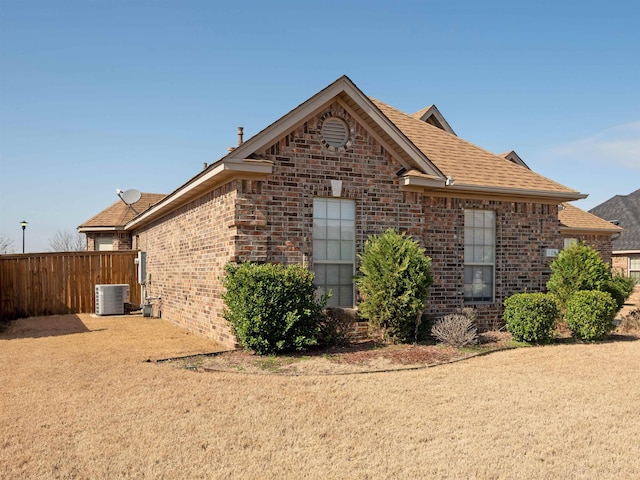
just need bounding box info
[167,331,518,375]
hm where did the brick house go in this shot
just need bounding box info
[589,189,640,280]
[558,203,622,265]
[78,193,166,250]
[80,76,619,347]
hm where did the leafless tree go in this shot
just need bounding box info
[0,234,15,254]
[48,230,86,252]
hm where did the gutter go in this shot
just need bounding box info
[400,175,587,203]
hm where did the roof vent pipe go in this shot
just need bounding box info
[238,127,244,146]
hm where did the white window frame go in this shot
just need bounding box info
[630,256,640,282]
[464,209,495,304]
[312,198,355,308]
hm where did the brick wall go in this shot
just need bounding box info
[612,255,628,276]
[85,232,132,251]
[239,103,563,331]
[131,102,565,345]
[134,183,239,345]
[572,234,613,265]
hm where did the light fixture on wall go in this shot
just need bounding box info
[330,179,343,197]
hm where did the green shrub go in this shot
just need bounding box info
[565,290,617,341]
[431,310,478,347]
[503,293,559,343]
[222,262,326,355]
[547,243,611,312]
[354,228,433,343]
[601,273,636,310]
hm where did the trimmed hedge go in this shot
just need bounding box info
[547,243,610,312]
[601,273,637,310]
[503,293,559,344]
[222,262,326,355]
[565,290,617,341]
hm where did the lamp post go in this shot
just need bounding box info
[20,220,28,253]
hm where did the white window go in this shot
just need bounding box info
[95,236,114,251]
[313,198,355,308]
[464,210,495,303]
[564,238,578,249]
[630,256,640,282]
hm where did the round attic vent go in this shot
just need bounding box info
[321,117,349,148]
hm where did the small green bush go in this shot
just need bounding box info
[565,290,617,341]
[601,273,636,310]
[547,243,610,312]
[222,262,326,355]
[503,293,559,343]
[355,228,433,343]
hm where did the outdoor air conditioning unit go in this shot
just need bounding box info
[95,284,130,315]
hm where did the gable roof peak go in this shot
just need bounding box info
[410,104,456,135]
[500,150,530,169]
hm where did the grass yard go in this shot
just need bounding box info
[2,312,640,479]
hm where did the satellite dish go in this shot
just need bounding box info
[120,189,142,205]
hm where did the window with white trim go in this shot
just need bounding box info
[630,256,640,282]
[313,198,355,308]
[464,210,495,303]
[564,238,578,249]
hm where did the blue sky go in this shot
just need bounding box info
[1,0,638,252]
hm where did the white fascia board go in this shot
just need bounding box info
[77,226,120,233]
[612,249,640,255]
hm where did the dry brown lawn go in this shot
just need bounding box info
[2,312,640,479]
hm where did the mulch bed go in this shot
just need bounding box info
[166,331,517,375]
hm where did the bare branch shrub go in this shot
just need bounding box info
[319,308,357,347]
[618,308,640,334]
[431,313,478,347]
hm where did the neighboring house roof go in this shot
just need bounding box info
[78,193,166,232]
[589,189,640,252]
[125,75,586,231]
[558,203,622,235]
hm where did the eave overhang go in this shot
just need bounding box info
[612,249,640,255]
[125,158,273,230]
[400,173,588,203]
[560,226,623,236]
[77,226,123,233]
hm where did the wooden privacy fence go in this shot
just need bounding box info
[0,251,141,320]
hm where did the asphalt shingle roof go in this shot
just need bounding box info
[589,189,640,250]
[370,99,580,196]
[79,193,166,229]
[559,203,622,233]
